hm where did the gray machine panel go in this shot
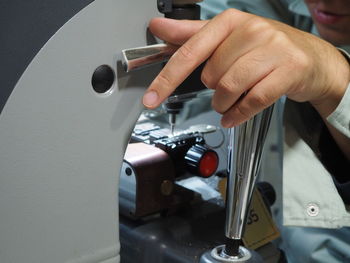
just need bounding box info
[0,0,161,262]
[0,0,94,113]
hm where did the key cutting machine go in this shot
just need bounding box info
[0,1,283,263]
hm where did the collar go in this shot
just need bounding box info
[287,0,310,17]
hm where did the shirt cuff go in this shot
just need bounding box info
[326,82,350,138]
[327,48,350,138]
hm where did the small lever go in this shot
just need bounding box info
[121,43,178,72]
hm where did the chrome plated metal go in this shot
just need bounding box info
[199,245,263,263]
[225,105,274,240]
[169,113,176,135]
[122,43,178,72]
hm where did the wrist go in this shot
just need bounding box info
[311,87,347,118]
[311,48,350,118]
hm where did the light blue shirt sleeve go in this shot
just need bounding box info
[327,48,350,138]
[327,83,350,138]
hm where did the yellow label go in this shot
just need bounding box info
[218,178,280,250]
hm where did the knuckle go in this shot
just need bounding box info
[222,8,236,18]
[216,78,234,94]
[177,43,195,61]
[294,50,311,70]
[234,62,252,82]
[248,17,266,27]
[235,104,250,120]
[269,31,294,51]
[244,17,272,37]
[271,30,289,44]
[155,73,172,87]
[269,32,312,71]
[250,92,270,108]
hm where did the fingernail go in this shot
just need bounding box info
[143,90,159,107]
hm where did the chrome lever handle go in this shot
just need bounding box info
[225,105,274,241]
[121,43,178,72]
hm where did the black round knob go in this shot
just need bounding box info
[91,65,115,93]
[185,144,219,178]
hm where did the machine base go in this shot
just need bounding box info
[119,199,286,263]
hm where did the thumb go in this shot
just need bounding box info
[149,17,208,45]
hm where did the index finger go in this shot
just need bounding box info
[143,9,247,109]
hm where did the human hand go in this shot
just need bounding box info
[142,9,350,127]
